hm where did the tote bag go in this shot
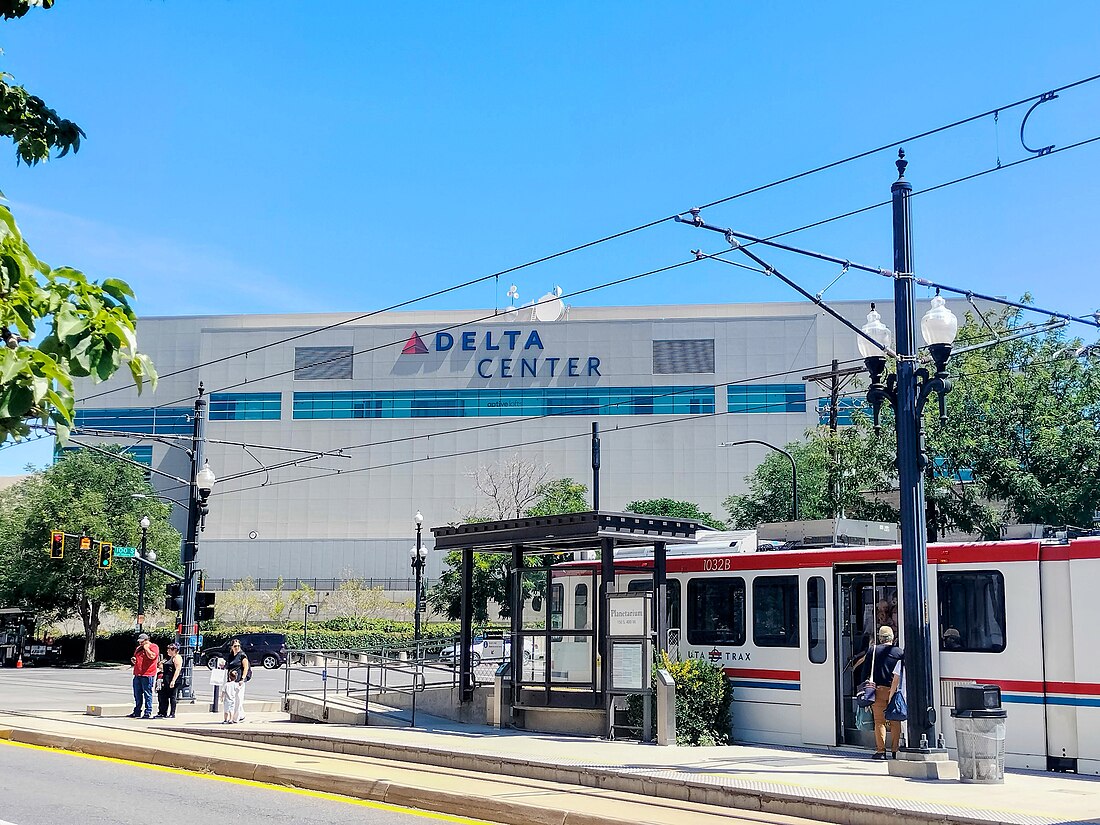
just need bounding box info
[885,663,907,721]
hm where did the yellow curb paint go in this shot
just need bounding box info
[0,738,495,825]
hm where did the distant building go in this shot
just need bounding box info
[70,299,889,582]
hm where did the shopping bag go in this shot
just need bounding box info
[885,690,907,721]
[855,704,874,730]
[856,679,877,708]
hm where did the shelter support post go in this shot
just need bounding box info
[600,535,615,736]
[654,541,667,657]
[459,546,474,702]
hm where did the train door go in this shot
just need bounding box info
[836,569,899,748]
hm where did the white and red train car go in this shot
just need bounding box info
[546,535,1100,773]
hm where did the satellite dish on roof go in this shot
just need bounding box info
[532,287,566,322]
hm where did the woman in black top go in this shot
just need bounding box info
[853,626,904,759]
[156,642,182,719]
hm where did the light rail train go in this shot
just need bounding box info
[542,534,1100,773]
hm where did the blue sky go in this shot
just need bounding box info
[1,2,1098,471]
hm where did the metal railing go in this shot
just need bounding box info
[206,577,437,592]
[282,645,471,727]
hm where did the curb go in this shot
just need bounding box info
[191,728,1054,825]
[0,727,657,825]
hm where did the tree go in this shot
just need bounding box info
[724,429,898,528]
[463,454,549,522]
[626,498,728,530]
[525,477,589,516]
[0,3,155,444]
[429,477,590,622]
[0,447,182,662]
[924,304,1100,535]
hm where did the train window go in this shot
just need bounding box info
[574,583,588,630]
[937,571,1006,653]
[550,583,564,630]
[807,576,827,664]
[628,579,682,629]
[753,576,799,648]
[687,577,745,645]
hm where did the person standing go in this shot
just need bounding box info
[129,633,160,719]
[223,638,249,723]
[854,625,905,759]
[155,642,183,719]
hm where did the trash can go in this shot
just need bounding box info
[952,684,1007,784]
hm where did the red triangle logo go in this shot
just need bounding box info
[402,331,428,355]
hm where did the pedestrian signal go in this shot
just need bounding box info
[79,536,91,551]
[195,591,216,622]
[97,542,113,569]
[50,530,65,559]
[165,581,183,612]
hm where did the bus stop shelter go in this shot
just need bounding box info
[431,511,701,733]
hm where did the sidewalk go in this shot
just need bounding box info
[2,706,1098,825]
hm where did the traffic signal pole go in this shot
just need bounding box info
[178,385,208,702]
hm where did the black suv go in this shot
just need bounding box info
[198,632,287,670]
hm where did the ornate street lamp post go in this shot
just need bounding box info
[137,516,152,632]
[858,151,959,756]
[410,511,426,641]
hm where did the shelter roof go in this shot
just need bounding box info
[431,511,702,554]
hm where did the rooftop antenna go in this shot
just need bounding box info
[533,285,566,322]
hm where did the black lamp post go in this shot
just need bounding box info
[410,510,426,641]
[858,151,959,754]
[137,516,152,632]
[720,440,798,520]
[178,385,215,702]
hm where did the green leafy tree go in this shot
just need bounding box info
[429,477,590,622]
[0,3,155,443]
[924,305,1100,536]
[524,477,589,516]
[0,447,182,662]
[724,428,898,528]
[626,498,727,530]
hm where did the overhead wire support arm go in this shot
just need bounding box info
[693,248,898,359]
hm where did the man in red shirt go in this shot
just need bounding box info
[129,633,160,719]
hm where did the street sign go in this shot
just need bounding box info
[114,546,137,558]
[136,613,146,625]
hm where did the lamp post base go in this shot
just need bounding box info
[888,748,959,780]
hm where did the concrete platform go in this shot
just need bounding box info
[86,700,281,717]
[6,708,1100,825]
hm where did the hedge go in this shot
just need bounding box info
[55,619,464,664]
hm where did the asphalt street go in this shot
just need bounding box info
[0,665,286,712]
[0,739,476,825]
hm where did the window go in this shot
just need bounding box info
[807,576,827,664]
[294,346,353,380]
[627,578,682,629]
[292,386,715,419]
[753,576,799,647]
[550,583,564,630]
[937,571,1006,653]
[74,407,192,434]
[727,384,807,414]
[687,577,745,645]
[574,583,588,630]
[209,392,281,421]
[653,339,715,374]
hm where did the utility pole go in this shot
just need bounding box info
[803,359,863,518]
[591,422,601,511]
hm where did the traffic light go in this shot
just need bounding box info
[97,542,113,569]
[49,530,65,559]
[79,536,91,551]
[195,591,216,622]
[165,581,183,612]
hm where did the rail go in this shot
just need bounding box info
[206,577,437,592]
[282,645,474,727]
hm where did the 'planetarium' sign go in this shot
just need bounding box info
[402,329,602,379]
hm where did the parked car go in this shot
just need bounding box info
[439,636,536,666]
[199,632,288,670]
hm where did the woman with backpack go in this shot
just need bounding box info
[222,638,250,724]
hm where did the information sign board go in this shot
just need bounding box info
[607,595,648,637]
[611,642,645,691]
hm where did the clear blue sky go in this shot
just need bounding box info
[1,2,1097,471]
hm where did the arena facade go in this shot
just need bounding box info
[72,298,890,584]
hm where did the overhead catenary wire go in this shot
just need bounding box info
[215,344,1094,499]
[73,74,1100,407]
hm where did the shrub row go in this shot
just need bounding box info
[626,653,733,746]
[55,619,463,664]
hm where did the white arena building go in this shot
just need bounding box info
[72,297,891,585]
